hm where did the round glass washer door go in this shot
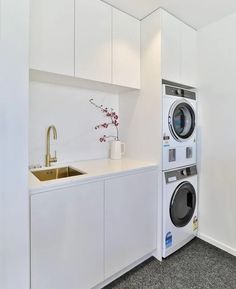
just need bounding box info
[169,181,196,228]
[169,101,195,141]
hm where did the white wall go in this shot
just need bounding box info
[29,81,119,167]
[0,0,30,288]
[198,13,236,256]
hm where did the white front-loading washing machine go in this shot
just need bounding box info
[163,84,197,171]
[162,165,198,258]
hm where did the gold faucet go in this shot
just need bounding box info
[45,125,58,167]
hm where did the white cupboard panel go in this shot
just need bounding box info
[75,0,112,83]
[31,182,104,289]
[181,24,197,87]
[161,10,197,87]
[105,171,157,278]
[30,0,74,76]
[161,10,182,84]
[112,9,140,89]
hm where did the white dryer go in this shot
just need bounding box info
[162,165,198,258]
[163,84,197,171]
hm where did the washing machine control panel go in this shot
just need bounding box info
[165,165,197,184]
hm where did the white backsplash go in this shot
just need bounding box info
[29,81,119,167]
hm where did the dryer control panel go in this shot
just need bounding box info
[165,86,196,100]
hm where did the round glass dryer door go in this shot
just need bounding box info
[169,101,195,141]
[170,182,196,227]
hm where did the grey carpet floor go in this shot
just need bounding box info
[104,238,236,289]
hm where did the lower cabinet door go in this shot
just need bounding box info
[105,171,157,278]
[31,182,104,289]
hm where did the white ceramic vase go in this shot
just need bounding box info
[110,140,125,160]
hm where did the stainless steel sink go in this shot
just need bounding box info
[31,166,86,182]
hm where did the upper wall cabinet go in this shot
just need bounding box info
[112,9,141,89]
[180,23,197,87]
[30,0,141,89]
[161,11,197,87]
[75,0,112,83]
[161,11,182,84]
[30,0,74,76]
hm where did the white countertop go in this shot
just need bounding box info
[29,158,158,195]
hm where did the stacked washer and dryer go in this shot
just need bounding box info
[162,84,198,258]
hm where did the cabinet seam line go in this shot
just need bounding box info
[111,7,113,84]
[103,180,106,280]
[74,0,76,76]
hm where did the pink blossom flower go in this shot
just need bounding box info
[89,98,119,142]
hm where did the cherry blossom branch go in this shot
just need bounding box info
[99,135,118,143]
[89,98,119,142]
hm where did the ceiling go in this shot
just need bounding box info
[103,0,236,29]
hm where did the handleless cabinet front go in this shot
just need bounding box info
[161,10,197,87]
[31,182,104,289]
[161,10,182,84]
[180,23,197,87]
[104,171,157,278]
[112,9,141,89]
[75,0,112,83]
[30,0,74,76]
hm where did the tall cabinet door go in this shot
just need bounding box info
[75,0,112,83]
[180,23,197,87]
[161,10,197,87]
[31,182,104,289]
[30,0,74,76]
[161,10,182,84]
[105,171,157,278]
[112,9,140,89]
